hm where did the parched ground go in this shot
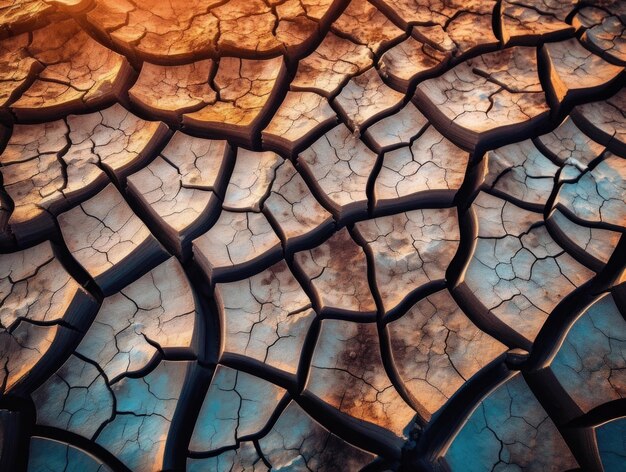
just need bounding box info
[0,1,625,471]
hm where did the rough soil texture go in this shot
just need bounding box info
[0,1,625,471]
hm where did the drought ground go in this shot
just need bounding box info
[0,0,625,471]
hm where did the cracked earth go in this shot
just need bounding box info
[0,0,625,471]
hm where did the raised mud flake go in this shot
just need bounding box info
[1,321,59,394]
[223,149,282,212]
[374,125,469,209]
[190,365,286,453]
[58,183,168,296]
[464,192,595,342]
[127,156,219,256]
[470,190,544,238]
[206,0,284,56]
[75,257,197,381]
[571,87,626,154]
[85,0,219,62]
[500,0,575,46]
[0,33,42,110]
[68,104,170,182]
[0,0,55,37]
[36,356,191,472]
[484,139,559,207]
[299,0,339,22]
[573,6,611,30]
[192,210,281,284]
[444,12,499,55]
[331,0,405,55]
[444,372,579,471]
[28,436,114,472]
[10,19,132,119]
[272,0,329,58]
[555,153,626,230]
[549,293,625,414]
[212,0,320,57]
[262,91,337,154]
[0,241,97,332]
[377,0,495,29]
[306,319,415,436]
[388,289,507,420]
[0,119,67,166]
[0,120,74,241]
[298,124,377,221]
[0,142,69,233]
[1,105,168,244]
[578,9,626,65]
[291,32,373,98]
[543,38,624,106]
[354,208,460,314]
[294,228,376,317]
[34,354,192,472]
[128,60,217,120]
[595,417,626,471]
[222,0,339,57]
[537,116,606,167]
[334,67,405,132]
[512,0,579,21]
[96,360,191,472]
[263,160,334,250]
[183,57,286,142]
[159,132,229,192]
[33,354,114,439]
[26,132,106,211]
[548,209,620,266]
[402,7,498,69]
[416,46,550,149]
[215,260,314,375]
[364,102,428,153]
[87,0,334,61]
[258,401,375,470]
[379,35,449,92]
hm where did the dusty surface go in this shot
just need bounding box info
[0,1,624,471]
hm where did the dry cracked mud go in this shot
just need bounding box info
[0,1,625,471]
